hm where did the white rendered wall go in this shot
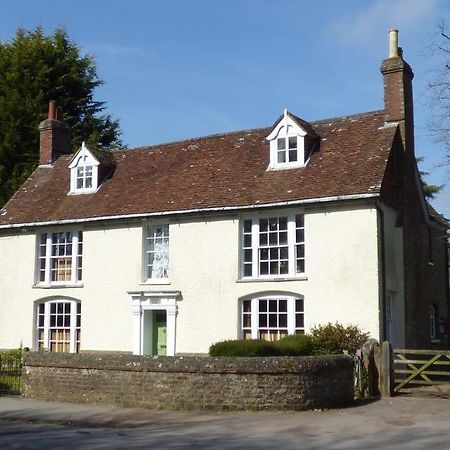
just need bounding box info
[0,203,381,354]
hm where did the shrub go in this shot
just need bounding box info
[274,334,314,356]
[0,349,23,368]
[209,339,279,357]
[310,322,369,355]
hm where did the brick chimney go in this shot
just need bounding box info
[380,29,415,156]
[38,100,72,165]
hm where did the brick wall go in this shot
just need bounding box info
[22,352,354,411]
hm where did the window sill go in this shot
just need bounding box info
[430,339,441,344]
[33,284,84,289]
[140,279,171,286]
[236,276,308,283]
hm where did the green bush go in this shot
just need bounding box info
[274,334,314,356]
[0,349,23,368]
[209,339,279,357]
[310,322,369,355]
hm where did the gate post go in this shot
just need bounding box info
[379,341,394,397]
[361,339,380,397]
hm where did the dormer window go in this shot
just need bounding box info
[76,165,93,190]
[277,136,298,164]
[68,142,99,194]
[266,109,318,170]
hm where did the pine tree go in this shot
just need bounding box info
[0,27,122,205]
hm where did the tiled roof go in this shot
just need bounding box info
[0,111,397,226]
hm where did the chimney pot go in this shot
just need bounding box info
[389,28,399,58]
[48,100,57,120]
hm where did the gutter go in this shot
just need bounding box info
[0,192,379,230]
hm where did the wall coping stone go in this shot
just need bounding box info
[23,352,353,375]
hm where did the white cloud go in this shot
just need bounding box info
[330,0,440,45]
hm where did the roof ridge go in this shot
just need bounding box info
[311,110,384,125]
[113,110,385,154]
[115,127,270,153]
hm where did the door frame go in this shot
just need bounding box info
[128,290,180,356]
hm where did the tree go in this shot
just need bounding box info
[426,21,450,165]
[417,157,443,200]
[0,27,122,206]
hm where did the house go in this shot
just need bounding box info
[0,30,448,355]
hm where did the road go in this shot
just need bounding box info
[1,395,450,449]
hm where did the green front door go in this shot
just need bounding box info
[152,311,167,356]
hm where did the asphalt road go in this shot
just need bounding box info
[1,395,450,449]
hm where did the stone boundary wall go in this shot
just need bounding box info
[22,352,354,411]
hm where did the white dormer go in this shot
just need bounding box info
[266,109,315,170]
[68,142,99,194]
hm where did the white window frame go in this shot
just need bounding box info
[241,212,305,279]
[241,295,304,340]
[68,142,99,194]
[36,230,83,286]
[35,298,81,353]
[143,222,170,283]
[266,109,308,170]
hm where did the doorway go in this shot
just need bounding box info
[152,311,167,356]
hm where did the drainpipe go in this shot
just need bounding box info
[376,202,387,342]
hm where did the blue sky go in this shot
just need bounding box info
[0,0,449,217]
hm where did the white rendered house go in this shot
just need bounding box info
[0,31,448,355]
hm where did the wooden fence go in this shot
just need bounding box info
[393,349,450,394]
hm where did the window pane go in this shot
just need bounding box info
[296,259,305,273]
[295,299,304,312]
[296,314,304,328]
[277,138,286,150]
[259,314,267,327]
[269,248,279,260]
[269,300,277,312]
[269,261,278,274]
[259,300,267,312]
[279,217,287,230]
[244,264,252,277]
[296,229,304,242]
[296,215,304,228]
[259,218,268,232]
[269,314,277,327]
[259,233,267,246]
[289,150,297,162]
[279,314,287,327]
[288,136,297,149]
[244,234,252,247]
[260,262,268,275]
[243,220,252,233]
[277,151,286,163]
[269,232,278,245]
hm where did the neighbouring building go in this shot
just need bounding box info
[0,30,448,355]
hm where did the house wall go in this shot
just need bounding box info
[0,203,381,354]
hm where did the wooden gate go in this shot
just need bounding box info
[393,349,450,394]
